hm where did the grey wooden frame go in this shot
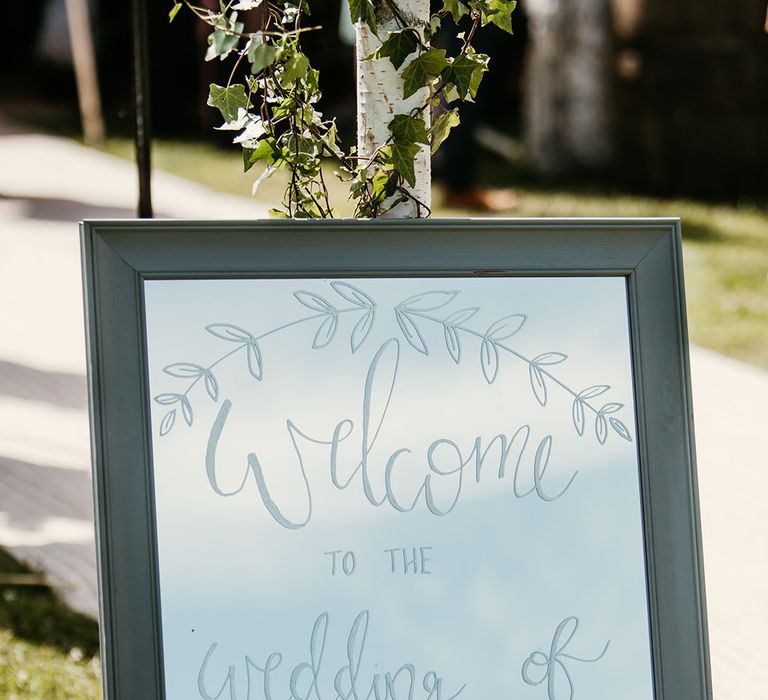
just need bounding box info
[81,218,711,700]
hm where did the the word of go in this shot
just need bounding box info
[521,616,609,700]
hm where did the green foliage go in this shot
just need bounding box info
[174,0,517,217]
[368,29,419,69]
[401,48,448,98]
[430,108,460,154]
[0,548,101,698]
[207,83,248,122]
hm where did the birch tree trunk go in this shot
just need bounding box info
[355,0,431,217]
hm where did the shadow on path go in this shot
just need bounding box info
[0,360,86,410]
[0,193,136,221]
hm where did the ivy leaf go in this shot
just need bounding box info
[243,137,277,172]
[369,168,398,206]
[388,114,429,146]
[442,54,481,99]
[482,0,516,33]
[442,0,469,22]
[368,30,419,69]
[282,53,309,82]
[248,41,278,74]
[205,13,244,61]
[348,0,377,34]
[430,108,460,154]
[168,3,182,22]
[388,141,421,187]
[208,83,248,122]
[401,48,448,99]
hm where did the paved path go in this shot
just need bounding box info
[0,126,765,698]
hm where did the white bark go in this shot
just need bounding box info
[355,0,431,217]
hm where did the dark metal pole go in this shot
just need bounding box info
[131,0,153,218]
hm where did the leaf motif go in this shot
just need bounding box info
[600,402,624,415]
[154,393,180,406]
[160,409,176,436]
[399,290,459,312]
[246,340,263,380]
[480,338,499,384]
[395,309,428,355]
[572,397,585,436]
[444,325,461,364]
[610,417,632,442]
[529,364,547,406]
[578,385,611,400]
[313,313,339,349]
[331,281,375,308]
[294,291,335,313]
[180,396,193,427]
[532,352,567,366]
[163,362,205,378]
[485,314,527,341]
[351,308,375,353]
[204,371,219,401]
[206,323,255,342]
[595,414,608,445]
[444,307,479,325]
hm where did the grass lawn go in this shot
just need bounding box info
[103,138,768,370]
[0,549,101,699]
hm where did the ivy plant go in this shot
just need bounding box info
[170,0,516,218]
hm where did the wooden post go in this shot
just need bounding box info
[64,0,106,146]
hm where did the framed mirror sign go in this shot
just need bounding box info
[82,219,711,700]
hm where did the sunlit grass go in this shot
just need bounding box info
[0,549,101,699]
[103,138,768,369]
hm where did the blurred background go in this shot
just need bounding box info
[0,0,766,697]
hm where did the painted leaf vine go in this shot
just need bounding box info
[153,282,377,435]
[154,283,632,446]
